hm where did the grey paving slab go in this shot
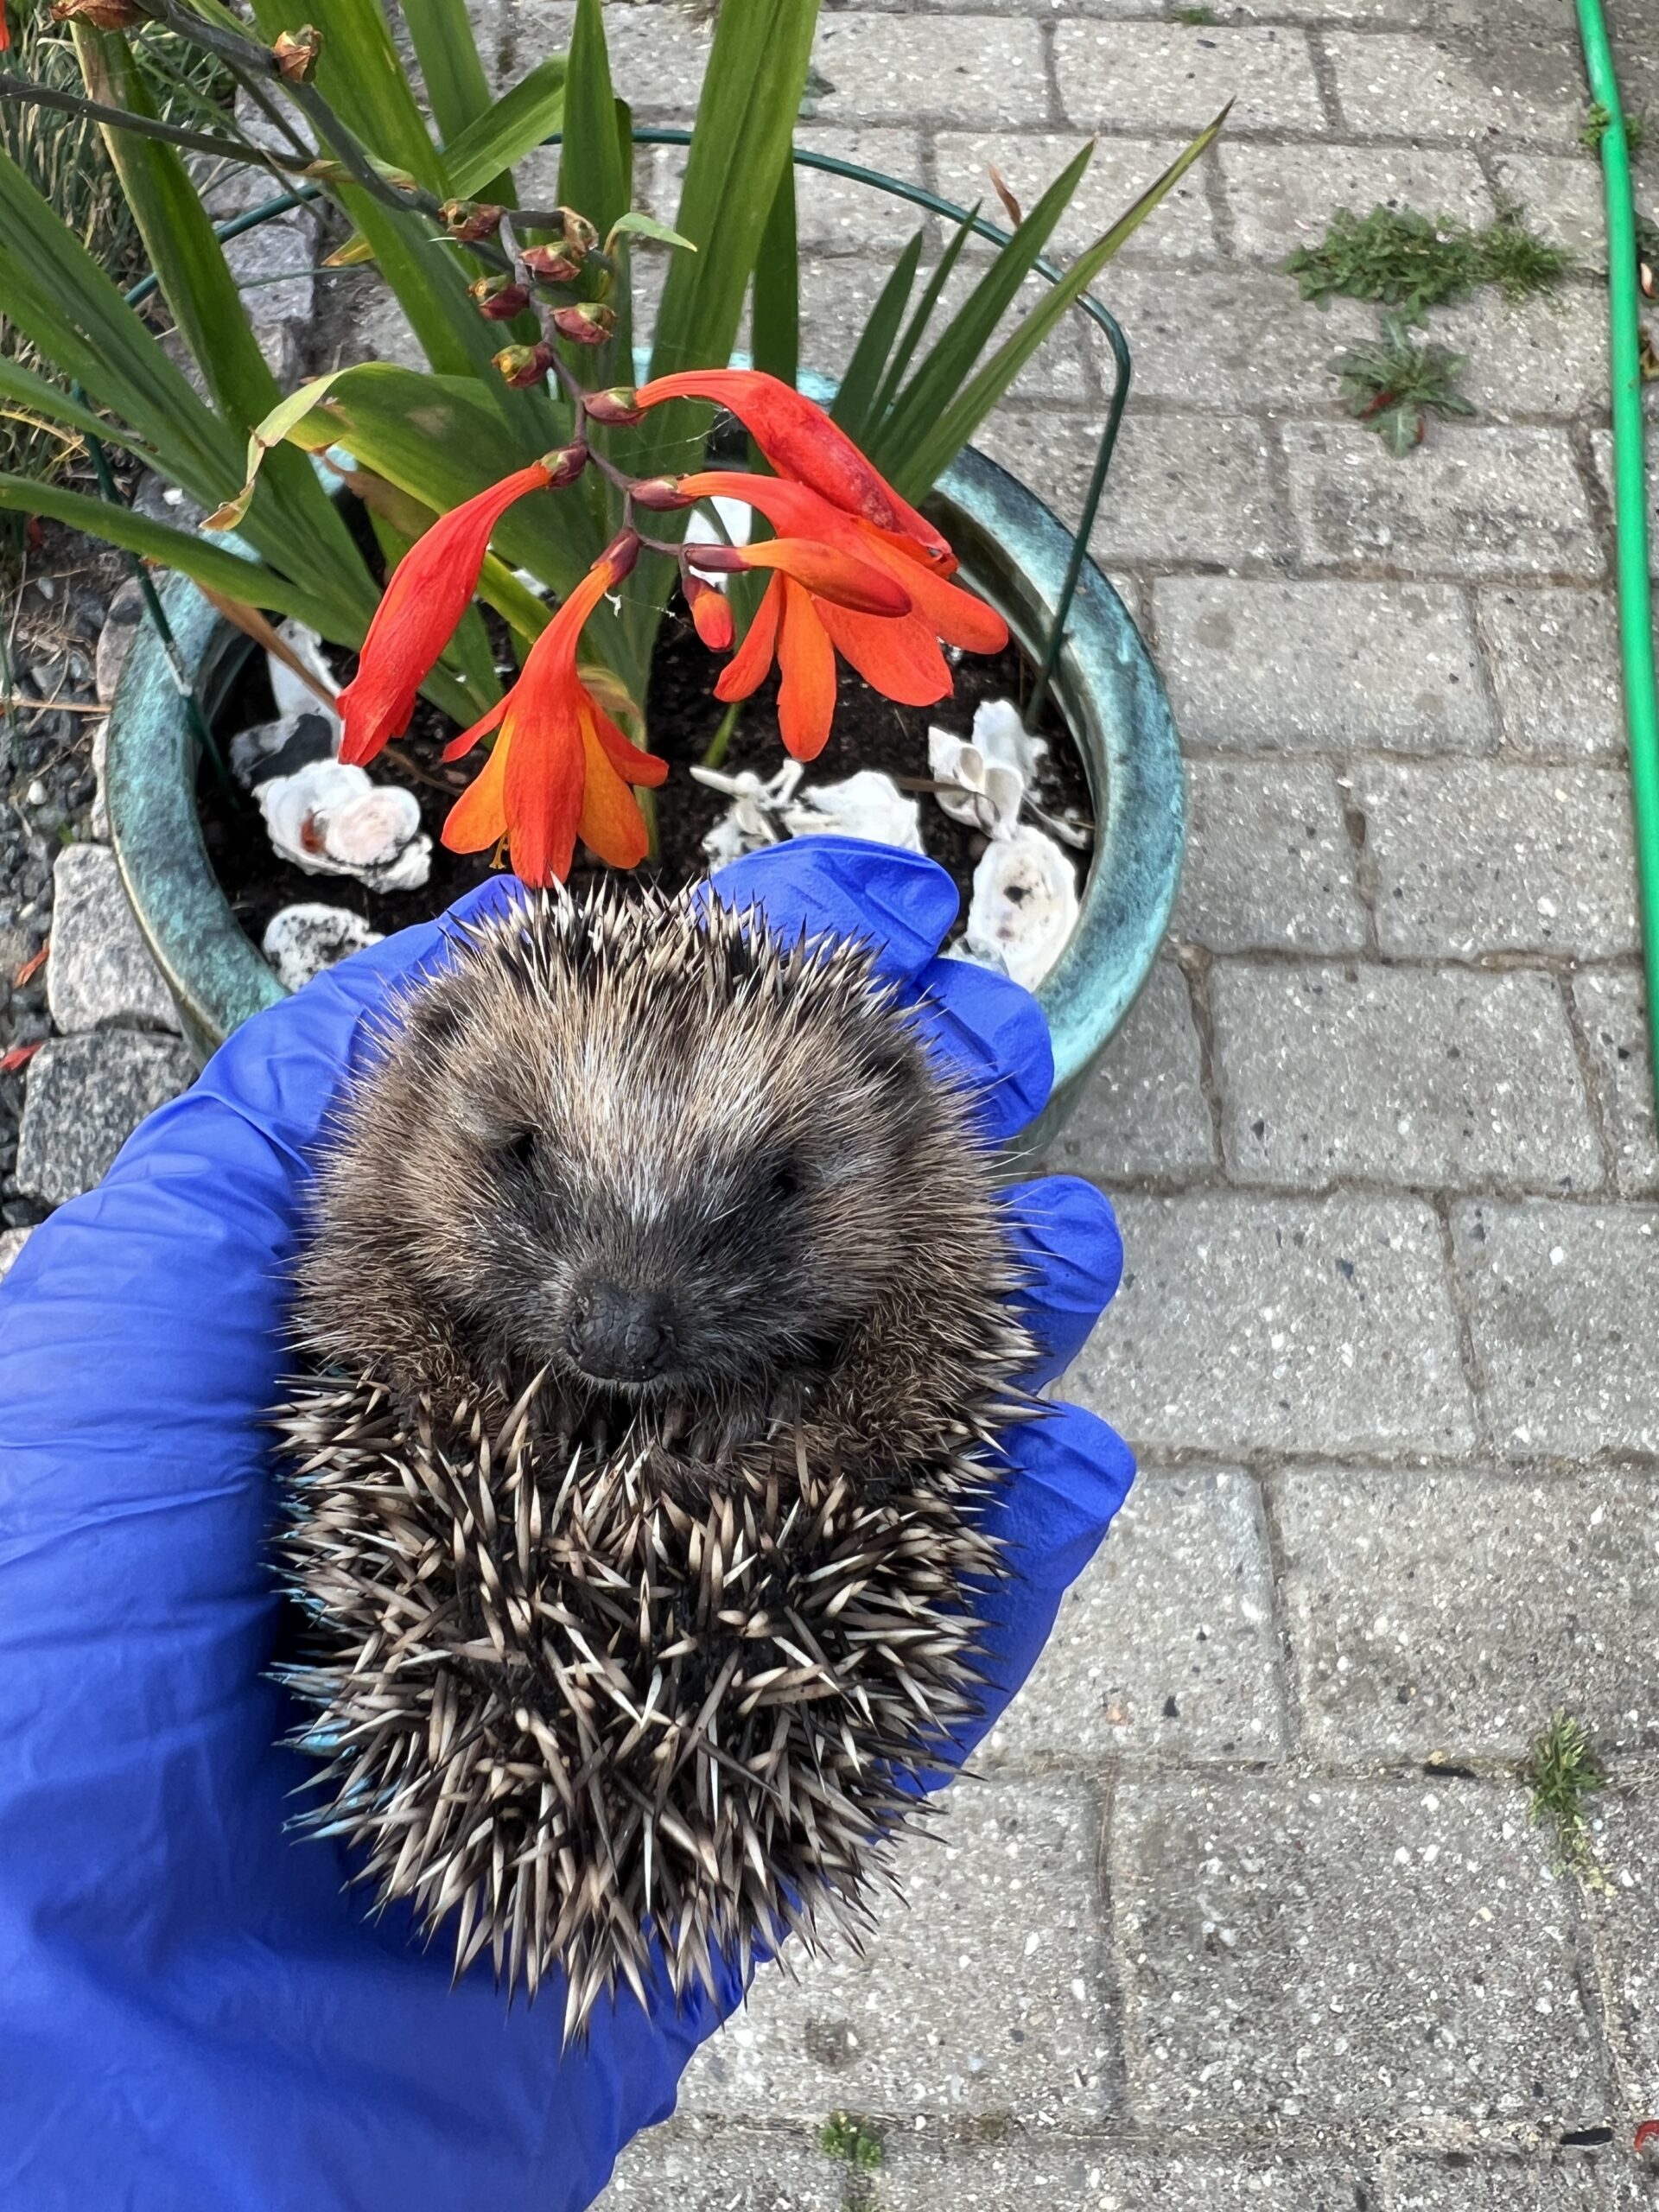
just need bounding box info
[1584,1790,1659,2102]
[1379,2153,1652,2209]
[1452,1199,1659,1459]
[1352,760,1638,960]
[1077,1192,1477,1459]
[985,1469,1287,1766]
[1218,141,1497,262]
[1043,961,1216,1183]
[46,844,179,1036]
[880,2138,1365,2209]
[934,132,1219,264]
[677,1779,1116,2125]
[1274,1466,1659,1759]
[650,130,930,254]
[1573,969,1659,1198]
[512,2,702,115]
[812,15,1051,124]
[795,253,1084,397]
[14,1033,195,1207]
[1083,264,1369,409]
[1325,32,1586,143]
[1283,423,1603,581]
[1111,1776,1603,2128]
[1212,962,1601,1193]
[596,2122,841,2212]
[1489,156,1611,258]
[1053,23,1326,134]
[1477,588,1626,760]
[1153,578,1493,754]
[1422,289,1607,421]
[0,1227,29,1280]
[1171,759,1368,954]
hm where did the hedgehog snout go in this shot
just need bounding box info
[566,1279,678,1385]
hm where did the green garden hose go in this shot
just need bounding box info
[1576,0,1659,1116]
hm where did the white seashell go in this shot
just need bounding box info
[259,760,432,892]
[262,903,384,992]
[972,695,1047,779]
[926,727,1025,839]
[783,769,924,853]
[269,620,343,736]
[692,758,804,863]
[230,710,335,791]
[963,823,1078,989]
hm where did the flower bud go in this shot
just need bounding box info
[684,575,734,653]
[493,341,555,389]
[549,207,601,255]
[683,542,747,574]
[471,274,531,321]
[541,442,589,489]
[550,302,615,346]
[270,24,322,79]
[520,243,584,284]
[582,385,646,427]
[442,199,505,245]
[627,476,696,512]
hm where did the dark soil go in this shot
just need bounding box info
[197,600,1095,952]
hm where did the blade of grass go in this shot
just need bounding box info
[828,229,921,442]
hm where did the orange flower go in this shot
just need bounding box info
[0,2,10,50]
[338,459,559,767]
[634,368,952,566]
[442,534,667,886]
[678,469,1008,762]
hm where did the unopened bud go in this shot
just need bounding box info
[520,243,584,284]
[471,274,531,321]
[683,543,747,574]
[442,199,505,245]
[550,302,614,346]
[685,575,734,653]
[493,341,555,389]
[601,529,642,583]
[549,207,601,255]
[270,24,322,79]
[541,442,589,489]
[628,475,695,512]
[583,385,646,427]
[50,0,147,23]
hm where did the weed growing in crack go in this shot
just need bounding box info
[1581,100,1645,156]
[1525,1709,1608,1890]
[820,2113,884,2174]
[1330,312,1475,454]
[1287,201,1573,318]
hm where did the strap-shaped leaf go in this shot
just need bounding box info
[750,160,799,391]
[869,203,978,428]
[400,0,496,149]
[829,229,921,442]
[446,57,568,198]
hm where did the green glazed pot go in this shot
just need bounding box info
[105,442,1185,1138]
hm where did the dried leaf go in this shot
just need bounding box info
[987,165,1023,231]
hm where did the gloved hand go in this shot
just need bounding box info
[0,837,1132,2212]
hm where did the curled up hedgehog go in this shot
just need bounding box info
[275,884,1035,2039]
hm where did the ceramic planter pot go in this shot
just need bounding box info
[105,440,1184,1141]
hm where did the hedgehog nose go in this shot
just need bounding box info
[569,1281,674,1382]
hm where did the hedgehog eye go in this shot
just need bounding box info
[498,1126,540,1177]
[767,1157,805,1205]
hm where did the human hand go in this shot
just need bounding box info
[0,836,1131,2212]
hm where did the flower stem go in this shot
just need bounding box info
[701,699,741,770]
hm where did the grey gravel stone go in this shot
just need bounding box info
[934,133,1218,264]
[1152,578,1492,754]
[1325,31,1586,141]
[1053,22,1326,132]
[15,1033,194,1205]
[1380,2155,1649,2209]
[812,15,1049,124]
[0,1226,29,1279]
[1218,141,1496,261]
[1274,1466,1659,1758]
[1478,589,1626,760]
[1078,1192,1477,1459]
[595,2121,841,2211]
[1044,962,1215,1184]
[985,1470,1287,1766]
[1170,760,1367,954]
[880,2139,1364,2209]
[1573,969,1659,1197]
[1453,1199,1659,1458]
[46,844,179,1036]
[1212,963,1600,1192]
[1111,1776,1602,2127]
[94,577,146,707]
[678,1778,1115,2124]
[1354,760,1637,960]
[1283,424,1602,581]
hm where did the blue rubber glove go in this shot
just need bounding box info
[0,837,1132,2212]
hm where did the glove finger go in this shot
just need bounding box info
[703,836,961,982]
[906,953,1052,1142]
[997,1176,1124,1389]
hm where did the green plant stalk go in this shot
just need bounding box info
[1577,0,1659,1121]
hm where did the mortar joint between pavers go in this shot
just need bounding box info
[1300,25,1346,137]
[1170,941,1230,1166]
[1246,1464,1312,1757]
[1556,969,1622,1195]
[1430,1188,1497,1463]
[1332,760,1382,957]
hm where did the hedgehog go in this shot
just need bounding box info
[275,883,1035,2039]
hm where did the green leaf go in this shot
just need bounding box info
[0,358,147,454]
[828,229,920,442]
[445,57,569,198]
[749,161,798,391]
[242,0,448,191]
[869,206,977,425]
[400,0,496,149]
[203,371,353,533]
[606,209,696,256]
[558,0,629,249]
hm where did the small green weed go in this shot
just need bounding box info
[1287,201,1572,319]
[1330,311,1475,454]
[1525,1709,1607,1889]
[819,2113,883,2174]
[1171,5,1217,21]
[1582,100,1645,156]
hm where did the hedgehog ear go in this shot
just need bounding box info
[450,1083,535,1151]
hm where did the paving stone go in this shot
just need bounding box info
[1111,1776,1602,2127]
[1573,969,1659,1197]
[1083,264,1369,408]
[1077,1192,1476,1458]
[1453,1199,1659,1459]
[14,1033,194,1206]
[1283,423,1603,581]
[1421,288,1607,420]
[985,1470,1287,1766]
[1274,1466,1659,1759]
[595,2120,841,2211]
[1219,142,1497,261]
[1054,24,1326,134]
[1213,963,1600,1193]
[1490,156,1612,258]
[677,1778,1114,2124]
[1326,32,1586,143]
[1043,961,1215,1183]
[1583,1789,1659,2104]
[46,844,179,1035]
[1153,578,1493,754]
[649,129,930,254]
[797,257,1085,397]
[880,2138,1364,2210]
[1353,760,1638,959]
[934,132,1219,264]
[0,1227,29,1280]
[1379,2153,1649,2209]
[1170,760,1367,953]
[508,3,703,114]
[1478,588,1626,760]
[981,410,1287,568]
[812,16,1050,125]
